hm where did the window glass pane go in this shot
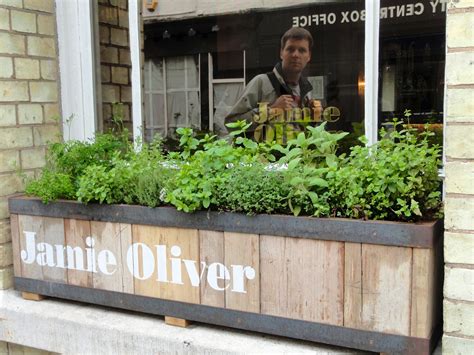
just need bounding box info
[144,92,152,126]
[144,62,150,91]
[188,91,201,129]
[150,59,164,91]
[212,51,244,79]
[186,55,200,88]
[167,92,187,126]
[151,93,165,126]
[379,0,446,146]
[166,57,185,89]
[144,1,365,144]
[213,83,244,134]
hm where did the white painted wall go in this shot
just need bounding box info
[143,0,329,20]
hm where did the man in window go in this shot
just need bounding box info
[225,27,322,141]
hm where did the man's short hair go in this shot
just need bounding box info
[281,27,313,50]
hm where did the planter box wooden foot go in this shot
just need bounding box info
[22,291,45,301]
[9,197,443,354]
[165,316,191,328]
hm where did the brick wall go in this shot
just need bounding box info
[443,1,474,354]
[98,0,132,132]
[0,0,61,289]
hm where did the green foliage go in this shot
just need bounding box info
[25,115,443,223]
[272,123,348,216]
[133,165,176,208]
[25,170,75,203]
[47,133,130,179]
[76,138,165,205]
[76,153,136,204]
[329,119,442,221]
[214,163,289,215]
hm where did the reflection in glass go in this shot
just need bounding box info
[166,57,185,89]
[167,92,186,127]
[150,59,164,91]
[379,0,446,127]
[186,55,200,88]
[213,83,244,134]
[188,91,201,129]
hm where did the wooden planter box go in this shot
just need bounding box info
[9,196,443,354]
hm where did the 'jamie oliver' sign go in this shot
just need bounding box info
[19,231,256,293]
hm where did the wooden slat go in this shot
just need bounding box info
[10,214,21,277]
[286,238,344,325]
[64,219,92,287]
[42,217,67,283]
[132,224,160,298]
[91,221,134,293]
[344,242,363,328]
[18,215,44,280]
[224,232,260,313]
[133,225,200,304]
[119,223,134,294]
[410,247,435,338]
[199,230,225,308]
[260,235,287,317]
[361,244,412,335]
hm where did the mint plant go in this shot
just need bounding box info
[329,119,442,221]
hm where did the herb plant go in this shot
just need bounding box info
[25,115,443,222]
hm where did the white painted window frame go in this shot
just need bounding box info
[129,0,144,145]
[364,0,380,147]
[55,0,98,142]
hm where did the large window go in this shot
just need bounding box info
[141,1,446,145]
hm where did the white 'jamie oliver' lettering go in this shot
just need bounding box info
[20,230,255,293]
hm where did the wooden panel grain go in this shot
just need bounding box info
[260,235,287,317]
[42,217,67,283]
[64,219,92,287]
[10,214,21,277]
[344,242,363,328]
[18,215,44,280]
[132,224,200,304]
[22,292,45,301]
[361,244,412,335]
[165,316,191,328]
[224,232,260,313]
[286,238,344,325]
[91,221,134,293]
[132,224,160,298]
[119,223,134,294]
[410,247,435,338]
[199,230,225,308]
